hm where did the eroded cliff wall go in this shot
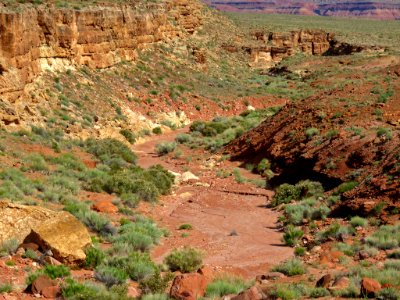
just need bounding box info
[0,0,202,102]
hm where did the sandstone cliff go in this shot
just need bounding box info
[0,0,202,101]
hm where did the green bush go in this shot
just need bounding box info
[305,127,319,139]
[23,249,38,260]
[294,247,306,256]
[94,265,128,287]
[350,216,368,227]
[335,181,358,195]
[0,283,12,294]
[152,127,162,135]
[85,138,137,165]
[164,247,203,273]
[44,265,70,279]
[0,238,19,256]
[377,287,400,300]
[178,224,193,230]
[272,180,323,207]
[387,249,400,259]
[309,287,330,298]
[84,246,106,269]
[24,153,48,171]
[155,142,177,156]
[139,270,174,294]
[62,278,131,300]
[366,225,400,250]
[269,283,308,300]
[120,129,136,144]
[175,134,192,144]
[272,258,306,276]
[316,223,354,243]
[120,193,140,208]
[283,225,304,247]
[206,276,248,297]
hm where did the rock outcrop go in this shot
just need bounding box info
[0,0,202,102]
[0,200,91,264]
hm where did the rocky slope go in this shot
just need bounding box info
[204,0,400,20]
[224,57,400,216]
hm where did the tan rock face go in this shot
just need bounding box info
[249,29,333,68]
[0,200,92,265]
[0,0,202,102]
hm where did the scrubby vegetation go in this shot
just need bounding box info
[206,276,249,297]
[164,247,203,273]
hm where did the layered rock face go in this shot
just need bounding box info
[205,0,400,20]
[0,0,202,101]
[247,30,333,68]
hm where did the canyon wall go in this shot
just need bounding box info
[0,0,202,102]
[205,0,400,20]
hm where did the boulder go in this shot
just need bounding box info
[181,172,199,182]
[330,276,350,291]
[232,286,265,300]
[92,200,118,214]
[361,277,381,297]
[316,274,332,288]
[170,273,207,300]
[0,200,91,265]
[25,211,92,265]
[31,275,57,295]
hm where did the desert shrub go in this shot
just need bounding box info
[272,258,306,276]
[23,153,48,171]
[152,127,162,135]
[365,225,400,250]
[283,225,304,246]
[376,127,392,139]
[294,247,306,256]
[85,138,137,165]
[120,129,136,144]
[120,193,140,208]
[350,216,368,227]
[384,260,400,270]
[95,265,128,287]
[84,246,106,269]
[44,265,70,279]
[62,279,131,300]
[269,283,309,300]
[23,249,38,260]
[50,153,86,171]
[178,224,193,230]
[305,127,319,139]
[285,199,329,225]
[0,283,12,294]
[377,287,400,300]
[175,134,192,144]
[143,165,175,195]
[81,168,110,193]
[205,276,248,297]
[272,180,323,206]
[335,181,358,195]
[103,252,157,282]
[64,200,116,236]
[164,247,203,273]
[155,142,176,156]
[139,270,174,294]
[309,287,330,298]
[316,223,354,243]
[0,238,19,256]
[0,169,36,199]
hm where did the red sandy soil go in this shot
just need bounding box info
[135,128,293,279]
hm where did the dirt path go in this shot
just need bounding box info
[134,129,293,279]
